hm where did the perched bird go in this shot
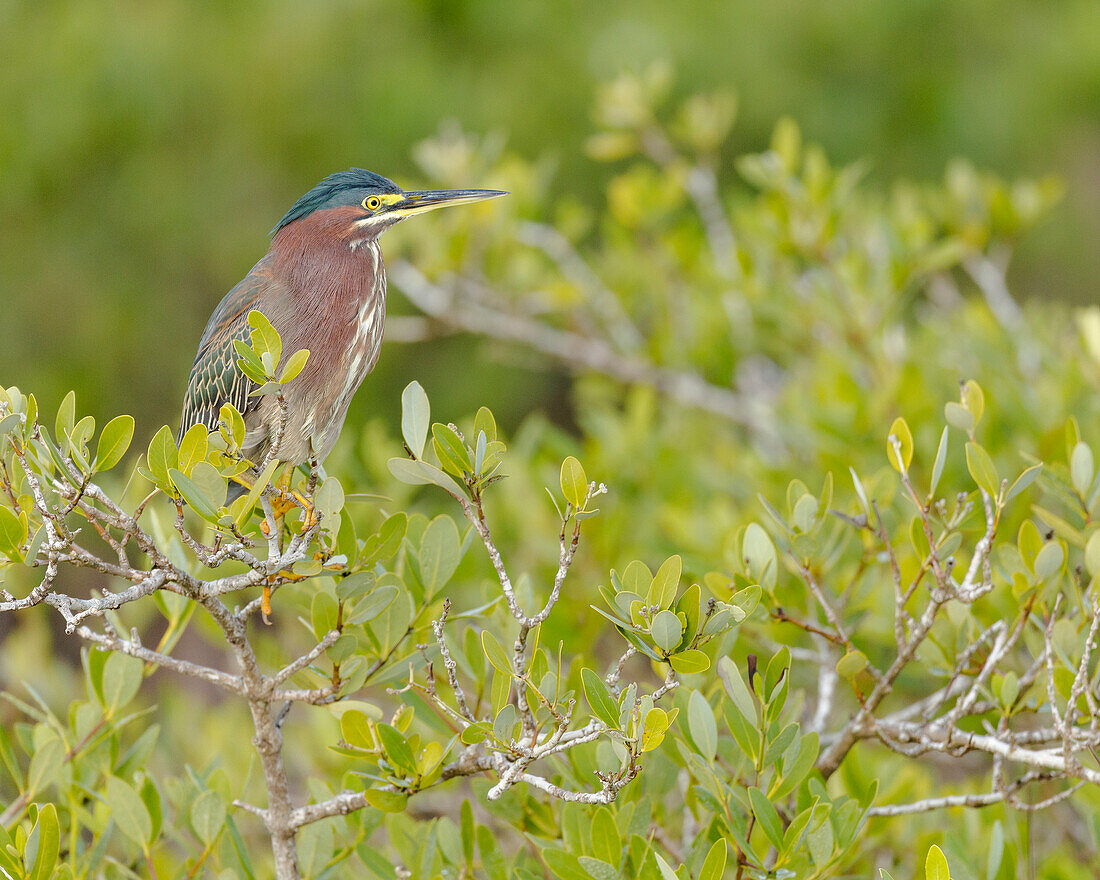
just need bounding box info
[178,169,505,491]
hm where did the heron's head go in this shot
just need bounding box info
[272,168,506,242]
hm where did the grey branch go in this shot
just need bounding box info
[390,260,772,436]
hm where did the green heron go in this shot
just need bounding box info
[178,169,505,494]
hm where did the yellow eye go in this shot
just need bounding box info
[363,196,382,211]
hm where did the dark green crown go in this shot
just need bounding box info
[272,169,403,234]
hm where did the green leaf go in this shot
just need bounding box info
[54,391,75,442]
[560,456,587,508]
[481,630,513,677]
[1034,541,1064,581]
[717,655,756,723]
[365,789,407,813]
[418,515,461,597]
[311,591,338,641]
[26,737,63,796]
[930,426,949,497]
[688,690,717,759]
[0,505,28,561]
[247,309,282,366]
[698,839,727,880]
[347,584,398,625]
[578,857,617,880]
[461,799,475,869]
[650,610,683,654]
[233,339,268,383]
[314,475,345,520]
[749,787,784,851]
[474,406,497,442]
[387,457,465,498]
[191,789,227,847]
[401,381,430,459]
[278,348,310,384]
[0,412,22,438]
[621,560,652,597]
[101,652,143,714]
[219,404,246,448]
[235,458,280,526]
[961,379,984,426]
[339,710,376,749]
[590,807,620,867]
[836,649,868,680]
[94,414,134,472]
[770,730,819,800]
[377,723,416,776]
[1006,463,1042,502]
[653,853,679,880]
[177,423,208,477]
[887,417,913,472]
[648,555,681,610]
[432,423,473,477]
[1071,442,1094,497]
[361,512,408,568]
[668,650,710,674]
[742,523,777,590]
[925,844,950,880]
[493,703,517,742]
[965,442,1000,497]
[944,401,974,432]
[189,462,227,510]
[541,848,592,880]
[478,825,507,880]
[169,468,220,520]
[581,667,620,728]
[640,706,670,751]
[146,425,178,486]
[25,803,59,880]
[106,776,153,846]
[1086,531,1100,577]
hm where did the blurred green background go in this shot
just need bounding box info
[0,0,1097,434]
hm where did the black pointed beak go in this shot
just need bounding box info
[393,189,508,217]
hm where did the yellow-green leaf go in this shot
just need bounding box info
[560,456,587,508]
[581,667,619,728]
[965,442,1000,497]
[365,789,407,813]
[401,381,430,459]
[640,707,669,751]
[177,423,208,477]
[278,348,310,384]
[961,379,984,426]
[944,401,974,432]
[219,404,246,448]
[247,309,282,366]
[146,425,178,486]
[105,776,153,847]
[481,630,513,677]
[648,555,681,610]
[669,649,710,674]
[698,840,726,880]
[0,506,28,561]
[54,390,75,442]
[92,415,134,473]
[887,417,913,472]
[836,649,868,680]
[925,844,950,880]
[169,468,219,520]
[1086,531,1100,577]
